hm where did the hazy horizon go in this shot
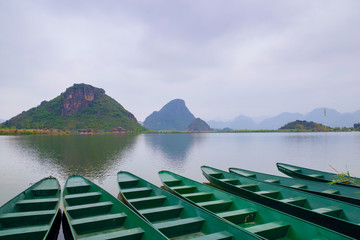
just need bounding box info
[1,90,358,123]
[1,1,359,121]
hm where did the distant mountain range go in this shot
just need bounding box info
[208,108,360,130]
[1,84,144,131]
[2,87,359,131]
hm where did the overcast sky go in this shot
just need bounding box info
[1,0,359,122]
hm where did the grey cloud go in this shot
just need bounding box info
[0,0,359,121]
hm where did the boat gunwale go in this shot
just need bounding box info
[276,163,360,188]
[229,167,360,206]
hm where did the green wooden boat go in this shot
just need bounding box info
[159,171,354,240]
[230,167,360,206]
[0,177,61,240]
[201,166,360,238]
[117,171,262,240]
[62,175,168,240]
[277,163,360,188]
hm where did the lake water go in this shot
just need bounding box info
[1,132,359,239]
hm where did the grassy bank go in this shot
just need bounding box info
[0,128,147,135]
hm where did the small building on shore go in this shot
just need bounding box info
[111,127,126,133]
[78,129,91,134]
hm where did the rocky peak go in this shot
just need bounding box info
[161,99,186,112]
[61,83,105,116]
[143,99,196,131]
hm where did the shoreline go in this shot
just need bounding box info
[0,128,357,136]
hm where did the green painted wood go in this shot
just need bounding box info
[62,175,168,240]
[64,192,102,206]
[197,200,233,212]
[0,177,61,240]
[139,205,184,222]
[78,227,145,240]
[152,217,205,238]
[128,195,167,209]
[117,171,262,240]
[159,170,355,240]
[245,222,290,239]
[189,231,233,240]
[230,167,360,206]
[276,163,360,188]
[0,225,49,240]
[201,166,360,239]
[16,198,59,211]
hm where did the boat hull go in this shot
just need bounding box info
[117,171,261,240]
[62,175,168,240]
[202,166,360,239]
[159,170,354,240]
[0,177,61,240]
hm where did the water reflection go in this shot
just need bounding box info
[282,132,327,144]
[2,132,359,240]
[278,132,359,173]
[144,133,201,167]
[16,134,138,179]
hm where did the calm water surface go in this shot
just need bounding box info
[0,132,359,238]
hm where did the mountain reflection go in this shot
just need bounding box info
[144,133,200,165]
[16,134,138,178]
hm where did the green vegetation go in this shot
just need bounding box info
[0,128,68,135]
[329,165,360,188]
